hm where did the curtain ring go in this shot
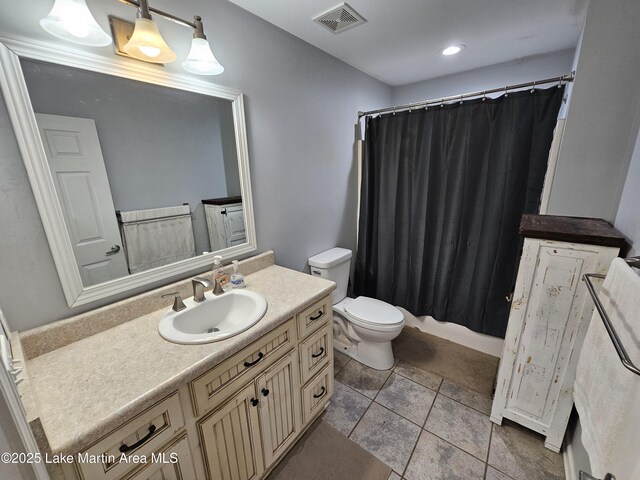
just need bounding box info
[409,102,413,113]
[440,98,444,108]
[393,106,396,116]
[530,80,536,94]
[482,91,486,102]
[504,85,508,97]
[459,94,463,105]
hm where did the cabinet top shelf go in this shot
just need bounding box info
[519,214,629,249]
[202,196,243,206]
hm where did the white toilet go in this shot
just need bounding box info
[308,247,405,370]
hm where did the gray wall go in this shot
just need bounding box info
[20,58,239,255]
[391,49,575,106]
[0,0,391,331]
[614,124,640,256]
[546,0,640,220]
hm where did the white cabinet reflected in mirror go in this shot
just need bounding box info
[203,196,246,251]
[0,38,256,307]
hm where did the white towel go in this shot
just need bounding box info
[118,205,190,223]
[574,258,640,480]
[119,206,196,273]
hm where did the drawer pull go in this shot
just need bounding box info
[311,347,325,358]
[313,386,326,399]
[261,388,270,397]
[251,398,259,407]
[244,352,264,368]
[309,310,324,321]
[119,425,156,453]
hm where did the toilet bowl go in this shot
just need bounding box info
[308,248,405,370]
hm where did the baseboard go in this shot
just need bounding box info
[564,435,577,480]
[397,308,504,357]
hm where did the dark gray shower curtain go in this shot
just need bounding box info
[354,87,565,337]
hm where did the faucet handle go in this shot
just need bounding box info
[161,292,187,312]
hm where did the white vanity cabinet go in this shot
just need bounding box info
[195,296,333,480]
[62,294,333,480]
[203,197,246,251]
[490,215,626,452]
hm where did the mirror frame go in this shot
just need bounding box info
[0,35,257,307]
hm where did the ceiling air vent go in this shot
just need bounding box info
[313,3,366,34]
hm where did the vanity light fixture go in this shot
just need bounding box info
[40,0,112,46]
[39,0,225,75]
[122,0,176,63]
[441,44,465,56]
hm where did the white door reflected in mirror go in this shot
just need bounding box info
[36,113,129,286]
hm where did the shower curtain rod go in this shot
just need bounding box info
[358,71,575,119]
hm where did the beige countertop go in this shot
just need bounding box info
[24,264,335,456]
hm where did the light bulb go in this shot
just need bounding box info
[139,45,161,58]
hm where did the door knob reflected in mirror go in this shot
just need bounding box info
[106,245,121,256]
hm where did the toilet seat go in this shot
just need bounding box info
[342,296,404,331]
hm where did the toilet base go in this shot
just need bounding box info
[333,335,395,371]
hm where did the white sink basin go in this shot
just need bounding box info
[158,290,268,345]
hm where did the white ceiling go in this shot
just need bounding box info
[227,0,587,86]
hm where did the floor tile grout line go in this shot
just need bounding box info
[482,423,494,480]
[434,390,493,419]
[392,367,443,394]
[422,415,493,465]
[351,400,423,474]
[399,382,440,479]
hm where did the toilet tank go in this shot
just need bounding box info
[308,247,352,304]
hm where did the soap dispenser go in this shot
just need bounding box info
[230,260,245,288]
[212,255,229,290]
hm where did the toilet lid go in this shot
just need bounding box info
[344,296,404,327]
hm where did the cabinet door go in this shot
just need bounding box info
[124,435,196,480]
[256,350,301,466]
[224,205,246,247]
[198,382,264,480]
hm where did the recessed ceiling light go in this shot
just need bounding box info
[441,44,465,56]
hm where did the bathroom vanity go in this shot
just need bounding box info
[14,252,335,480]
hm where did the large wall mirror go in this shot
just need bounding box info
[0,37,256,307]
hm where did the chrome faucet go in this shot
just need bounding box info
[192,277,212,303]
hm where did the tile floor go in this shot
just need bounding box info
[323,342,565,480]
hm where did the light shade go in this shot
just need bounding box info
[182,38,224,75]
[40,0,112,47]
[122,18,176,64]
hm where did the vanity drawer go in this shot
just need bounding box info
[76,392,185,480]
[122,434,196,480]
[191,318,296,418]
[301,364,333,425]
[297,296,332,339]
[299,324,332,384]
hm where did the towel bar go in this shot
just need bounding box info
[583,256,640,377]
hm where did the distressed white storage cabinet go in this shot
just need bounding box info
[203,196,246,251]
[490,215,627,452]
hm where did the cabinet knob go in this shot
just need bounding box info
[250,398,259,407]
[261,388,270,397]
